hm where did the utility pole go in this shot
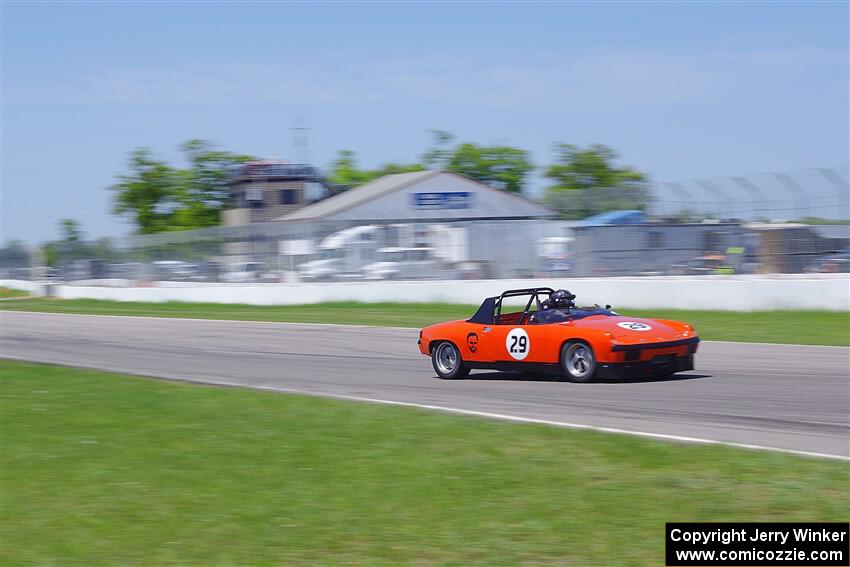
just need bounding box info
[290,126,311,165]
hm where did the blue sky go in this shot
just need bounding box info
[2,1,848,243]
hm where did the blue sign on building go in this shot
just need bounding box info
[412,192,473,210]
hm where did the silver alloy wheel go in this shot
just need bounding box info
[435,342,458,375]
[565,343,594,379]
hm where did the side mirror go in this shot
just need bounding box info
[605,304,612,310]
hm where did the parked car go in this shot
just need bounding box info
[804,247,850,273]
[361,247,438,280]
[220,261,275,283]
[152,261,198,281]
[669,254,734,275]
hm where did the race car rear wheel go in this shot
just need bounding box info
[432,342,470,379]
[561,341,596,383]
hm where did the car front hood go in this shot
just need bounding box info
[564,315,693,344]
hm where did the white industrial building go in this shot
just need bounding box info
[275,170,556,223]
[128,170,568,281]
[273,171,564,279]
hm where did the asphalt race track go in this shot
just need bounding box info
[2,311,848,458]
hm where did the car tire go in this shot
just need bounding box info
[431,342,470,380]
[560,341,596,383]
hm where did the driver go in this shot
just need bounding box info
[529,289,576,324]
[550,289,576,310]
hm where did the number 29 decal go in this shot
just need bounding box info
[506,328,530,360]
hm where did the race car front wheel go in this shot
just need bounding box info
[561,341,596,383]
[432,342,470,379]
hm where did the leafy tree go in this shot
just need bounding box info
[41,218,86,267]
[326,150,423,188]
[422,130,455,169]
[326,150,378,187]
[329,134,531,193]
[422,131,534,192]
[446,143,533,193]
[111,141,253,234]
[59,218,83,243]
[44,219,90,266]
[42,242,58,268]
[176,140,254,228]
[40,217,122,268]
[373,162,426,177]
[544,144,649,218]
[545,144,645,191]
[112,149,181,234]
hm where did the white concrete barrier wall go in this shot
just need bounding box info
[36,274,850,312]
[0,279,39,293]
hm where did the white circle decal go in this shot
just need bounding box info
[617,321,652,332]
[505,328,530,360]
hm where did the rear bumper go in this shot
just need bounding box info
[596,354,695,380]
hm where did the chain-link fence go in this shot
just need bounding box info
[3,166,848,285]
[651,167,849,221]
[5,217,847,285]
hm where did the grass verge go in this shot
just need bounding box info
[2,297,848,345]
[0,286,29,299]
[2,360,848,566]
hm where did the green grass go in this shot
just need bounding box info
[0,286,29,299]
[2,297,848,345]
[2,360,848,566]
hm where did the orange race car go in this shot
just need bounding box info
[418,287,699,382]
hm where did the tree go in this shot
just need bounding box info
[373,162,426,177]
[44,219,90,266]
[545,144,646,191]
[544,144,649,218]
[112,149,181,234]
[422,130,455,169]
[326,150,377,187]
[446,143,533,193]
[326,150,424,188]
[59,218,83,243]
[422,131,534,192]
[329,134,532,193]
[111,141,253,234]
[175,140,254,229]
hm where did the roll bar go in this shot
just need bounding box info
[467,288,555,325]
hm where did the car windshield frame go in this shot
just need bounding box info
[530,307,617,324]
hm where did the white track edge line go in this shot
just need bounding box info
[0,310,414,330]
[4,310,849,348]
[5,354,843,461]
[163,378,850,462]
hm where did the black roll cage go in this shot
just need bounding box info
[467,287,555,325]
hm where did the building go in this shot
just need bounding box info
[136,169,562,279]
[223,160,332,226]
[273,170,561,279]
[746,223,849,273]
[570,222,748,276]
[275,170,556,223]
